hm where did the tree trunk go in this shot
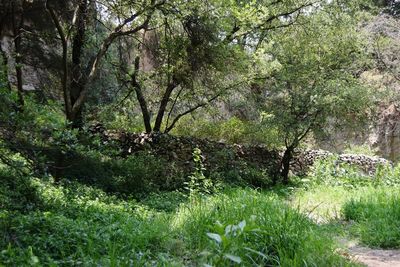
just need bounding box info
[131,56,152,133]
[0,45,11,91]
[46,3,71,118]
[280,146,294,184]
[12,2,24,108]
[153,80,177,132]
[69,0,88,129]
[134,85,152,133]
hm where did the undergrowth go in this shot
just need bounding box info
[293,157,400,250]
[2,154,399,265]
[343,190,400,249]
[0,165,358,266]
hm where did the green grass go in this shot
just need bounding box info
[343,189,400,249]
[3,154,400,266]
[0,175,173,266]
[292,157,400,250]
[0,168,359,266]
[292,185,398,222]
[292,183,400,250]
[173,189,356,266]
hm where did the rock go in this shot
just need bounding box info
[371,104,400,161]
[89,125,392,179]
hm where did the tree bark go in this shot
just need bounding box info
[131,56,152,133]
[280,145,294,184]
[0,45,11,91]
[69,0,88,129]
[12,1,24,108]
[153,80,178,132]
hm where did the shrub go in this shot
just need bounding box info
[171,116,280,147]
[185,148,216,197]
[307,156,400,189]
[60,151,169,196]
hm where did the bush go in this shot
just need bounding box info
[307,156,400,189]
[343,189,400,248]
[171,116,280,147]
[60,151,170,196]
[0,176,170,266]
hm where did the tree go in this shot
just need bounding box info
[0,0,25,107]
[46,0,165,128]
[116,0,320,133]
[261,8,372,183]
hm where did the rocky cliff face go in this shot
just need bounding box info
[0,1,72,96]
[370,104,400,161]
[317,13,400,161]
[364,13,400,161]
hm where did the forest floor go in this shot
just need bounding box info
[1,164,400,266]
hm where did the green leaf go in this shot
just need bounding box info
[238,220,246,231]
[206,232,222,243]
[224,254,242,264]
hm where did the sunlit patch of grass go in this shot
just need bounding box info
[343,188,400,249]
[172,189,358,266]
[292,185,376,223]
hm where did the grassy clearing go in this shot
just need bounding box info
[0,167,358,266]
[292,185,400,248]
[173,189,356,266]
[343,189,400,249]
[290,158,400,252]
[292,185,400,223]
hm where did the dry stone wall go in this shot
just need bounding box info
[91,126,392,178]
[113,132,282,179]
[292,149,392,176]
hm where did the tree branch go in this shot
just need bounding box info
[70,0,165,117]
[165,86,184,132]
[164,93,221,133]
[46,1,72,115]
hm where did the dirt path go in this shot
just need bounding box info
[349,245,400,267]
[301,203,400,266]
[339,239,400,267]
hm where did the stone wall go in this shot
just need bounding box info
[92,126,392,178]
[113,132,281,179]
[292,149,392,176]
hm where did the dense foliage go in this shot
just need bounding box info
[0,164,359,266]
[1,0,399,266]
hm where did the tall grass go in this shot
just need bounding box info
[343,189,400,249]
[0,167,358,266]
[173,189,356,266]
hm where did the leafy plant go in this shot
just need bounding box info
[308,157,400,189]
[185,148,215,197]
